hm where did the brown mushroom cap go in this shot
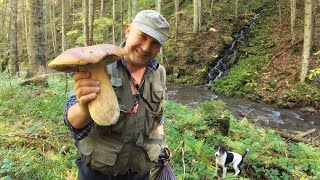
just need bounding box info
[48,44,125,126]
[48,44,125,72]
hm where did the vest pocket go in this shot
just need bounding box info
[144,107,162,136]
[92,133,123,167]
[151,83,165,103]
[144,129,164,162]
[77,132,123,168]
[144,143,162,162]
[77,139,94,155]
[76,138,94,166]
[136,131,162,163]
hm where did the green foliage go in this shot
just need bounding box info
[93,18,116,43]
[164,101,320,179]
[66,17,115,45]
[138,0,156,11]
[211,61,258,96]
[0,74,77,179]
[164,101,219,179]
[307,68,320,81]
[66,29,81,45]
[198,99,225,116]
[283,82,320,108]
[0,146,78,179]
[1,74,319,179]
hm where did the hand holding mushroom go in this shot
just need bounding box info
[48,44,125,126]
[73,71,100,111]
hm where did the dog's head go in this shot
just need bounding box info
[215,145,227,157]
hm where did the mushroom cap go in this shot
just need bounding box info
[48,44,125,72]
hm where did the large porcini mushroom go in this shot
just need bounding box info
[48,44,125,126]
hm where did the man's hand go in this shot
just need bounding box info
[67,72,100,129]
[73,72,100,107]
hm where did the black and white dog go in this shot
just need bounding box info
[214,146,249,179]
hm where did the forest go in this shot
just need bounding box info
[1,0,320,179]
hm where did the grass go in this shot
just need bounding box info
[165,100,320,179]
[0,73,319,179]
[0,74,77,179]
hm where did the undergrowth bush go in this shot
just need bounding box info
[283,82,320,108]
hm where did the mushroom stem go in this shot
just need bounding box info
[80,61,120,126]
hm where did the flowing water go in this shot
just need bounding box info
[206,15,257,85]
[168,9,319,134]
[167,84,319,133]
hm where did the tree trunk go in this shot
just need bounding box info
[156,0,161,12]
[89,0,94,45]
[71,0,75,23]
[44,3,47,43]
[27,0,36,76]
[193,0,199,34]
[235,0,239,20]
[23,0,29,61]
[10,0,19,77]
[300,0,313,83]
[210,0,214,16]
[1,1,8,29]
[1,1,9,43]
[62,0,66,51]
[132,0,137,18]
[198,0,202,31]
[128,0,132,22]
[311,0,318,49]
[155,0,164,63]
[50,4,57,57]
[290,0,296,50]
[112,0,115,44]
[0,0,9,72]
[83,0,89,46]
[278,2,282,29]
[34,0,46,74]
[27,0,46,77]
[100,0,104,18]
[120,0,123,41]
[69,0,72,9]
[174,0,179,41]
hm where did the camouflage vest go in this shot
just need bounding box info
[75,60,166,175]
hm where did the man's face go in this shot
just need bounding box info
[124,24,162,67]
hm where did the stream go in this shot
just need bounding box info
[167,84,319,133]
[166,8,319,134]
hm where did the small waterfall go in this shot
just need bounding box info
[205,16,257,86]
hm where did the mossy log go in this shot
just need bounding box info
[276,130,310,144]
[19,73,65,86]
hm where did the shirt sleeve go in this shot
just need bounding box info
[63,92,93,141]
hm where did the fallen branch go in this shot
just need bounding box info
[1,133,56,149]
[294,128,317,138]
[276,130,310,144]
[265,39,303,69]
[19,74,48,86]
[19,72,65,86]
